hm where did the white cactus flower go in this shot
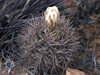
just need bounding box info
[44,6,60,28]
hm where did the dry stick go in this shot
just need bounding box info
[89,13,100,24]
[24,68,35,75]
[92,24,98,74]
[0,58,2,71]
[83,36,90,65]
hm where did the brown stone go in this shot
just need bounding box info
[89,39,100,48]
[83,29,93,39]
[66,68,85,75]
[97,57,100,65]
[63,0,75,8]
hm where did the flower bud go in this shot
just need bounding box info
[44,6,60,28]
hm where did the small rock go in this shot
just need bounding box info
[63,0,75,8]
[96,51,100,58]
[10,70,15,74]
[96,57,100,65]
[96,39,100,44]
[90,27,95,34]
[89,39,100,47]
[66,68,85,75]
[97,35,100,39]
[83,29,93,39]
[98,69,100,75]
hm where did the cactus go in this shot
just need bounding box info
[18,15,80,74]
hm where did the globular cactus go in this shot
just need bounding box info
[18,15,80,74]
[0,0,79,74]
